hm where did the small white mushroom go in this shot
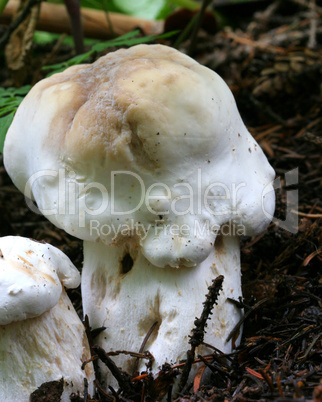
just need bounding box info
[4,45,275,388]
[0,236,95,401]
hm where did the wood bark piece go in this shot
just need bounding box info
[0,0,164,39]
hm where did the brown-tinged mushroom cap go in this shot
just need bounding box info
[4,44,275,268]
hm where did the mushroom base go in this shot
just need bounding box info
[0,289,95,401]
[82,234,243,391]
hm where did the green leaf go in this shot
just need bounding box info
[0,0,10,15]
[42,50,93,73]
[156,2,175,20]
[114,30,179,46]
[91,30,141,52]
[0,85,31,152]
[0,106,17,117]
[0,99,16,107]
[169,0,199,10]
[112,0,166,19]
[10,85,31,96]
[0,112,14,153]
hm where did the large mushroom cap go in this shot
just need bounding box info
[0,236,80,325]
[4,44,275,268]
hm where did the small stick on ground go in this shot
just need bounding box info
[92,345,136,397]
[226,297,269,342]
[132,321,158,376]
[94,379,115,401]
[188,0,212,55]
[83,377,88,402]
[178,275,224,392]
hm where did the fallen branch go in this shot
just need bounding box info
[92,345,136,397]
[178,275,224,392]
[0,0,164,39]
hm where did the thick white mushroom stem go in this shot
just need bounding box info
[0,289,93,402]
[82,234,242,388]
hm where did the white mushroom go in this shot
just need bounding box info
[3,45,275,388]
[0,236,95,401]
